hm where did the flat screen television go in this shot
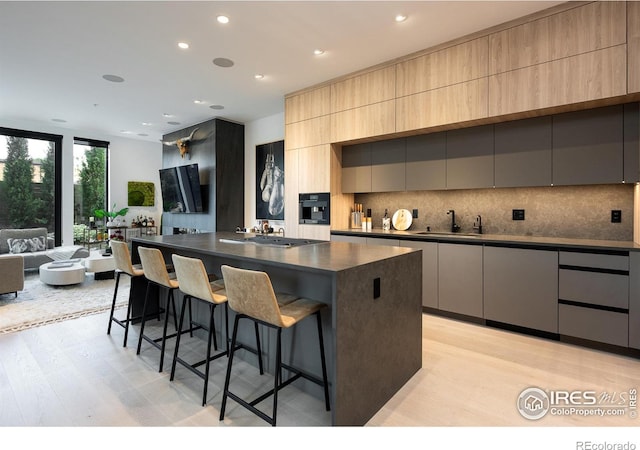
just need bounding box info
[159,163,204,213]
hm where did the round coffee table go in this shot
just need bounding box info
[39,261,86,286]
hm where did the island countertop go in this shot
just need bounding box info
[132,231,419,273]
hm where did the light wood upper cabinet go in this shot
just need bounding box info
[396,79,488,132]
[488,45,627,116]
[284,149,300,238]
[331,100,395,142]
[489,1,626,74]
[629,1,640,94]
[285,115,331,150]
[330,66,396,113]
[298,144,330,193]
[285,86,331,124]
[396,37,488,97]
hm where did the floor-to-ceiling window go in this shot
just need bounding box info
[0,127,62,246]
[73,138,108,244]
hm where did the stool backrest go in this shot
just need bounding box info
[110,240,142,277]
[172,254,223,303]
[221,265,283,327]
[138,246,174,288]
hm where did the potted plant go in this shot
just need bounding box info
[94,204,129,227]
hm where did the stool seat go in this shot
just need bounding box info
[107,241,144,347]
[219,265,330,426]
[136,246,184,373]
[170,254,263,407]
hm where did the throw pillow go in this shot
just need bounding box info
[7,237,46,254]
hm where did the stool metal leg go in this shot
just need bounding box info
[316,311,331,411]
[202,302,215,406]
[136,280,153,356]
[107,271,121,336]
[220,314,242,421]
[170,294,189,382]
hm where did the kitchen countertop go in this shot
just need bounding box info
[331,228,640,252]
[132,231,418,273]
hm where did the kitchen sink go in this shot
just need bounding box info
[415,231,481,238]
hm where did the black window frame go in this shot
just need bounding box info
[0,126,63,246]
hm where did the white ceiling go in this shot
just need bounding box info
[0,1,566,142]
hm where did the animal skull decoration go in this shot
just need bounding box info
[160,128,199,159]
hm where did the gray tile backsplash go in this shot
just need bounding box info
[354,184,634,241]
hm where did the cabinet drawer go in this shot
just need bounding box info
[559,251,628,271]
[558,269,628,309]
[559,304,628,347]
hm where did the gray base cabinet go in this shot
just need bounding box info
[483,246,558,333]
[629,252,640,350]
[438,243,483,317]
[401,240,438,308]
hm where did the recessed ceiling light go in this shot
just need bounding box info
[102,74,124,83]
[254,74,264,80]
[138,133,149,137]
[217,15,229,24]
[163,113,173,118]
[210,105,224,110]
[213,57,234,68]
[167,121,181,125]
[314,49,325,56]
[193,99,204,104]
[178,42,189,49]
[120,130,132,134]
[51,118,67,123]
[141,122,152,126]
[395,14,408,23]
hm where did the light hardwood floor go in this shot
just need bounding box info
[1,309,638,445]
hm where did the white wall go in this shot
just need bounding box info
[5,110,285,242]
[1,118,161,245]
[243,112,285,231]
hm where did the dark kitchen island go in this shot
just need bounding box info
[130,232,422,426]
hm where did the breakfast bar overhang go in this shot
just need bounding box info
[130,232,422,426]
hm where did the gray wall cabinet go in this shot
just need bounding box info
[483,246,558,333]
[445,125,494,190]
[552,105,624,186]
[438,242,483,317]
[494,116,552,188]
[405,133,446,191]
[371,139,406,192]
[342,143,372,193]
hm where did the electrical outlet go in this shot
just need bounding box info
[611,210,622,223]
[412,209,418,219]
[512,209,525,221]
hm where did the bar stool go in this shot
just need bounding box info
[136,246,182,372]
[219,265,331,426]
[107,240,144,347]
[169,254,229,406]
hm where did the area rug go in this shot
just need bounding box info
[0,271,129,334]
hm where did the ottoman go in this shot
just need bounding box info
[83,251,116,280]
[40,261,86,286]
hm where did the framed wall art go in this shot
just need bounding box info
[256,140,284,220]
[128,181,155,206]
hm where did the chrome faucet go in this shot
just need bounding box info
[473,215,483,234]
[447,210,460,233]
